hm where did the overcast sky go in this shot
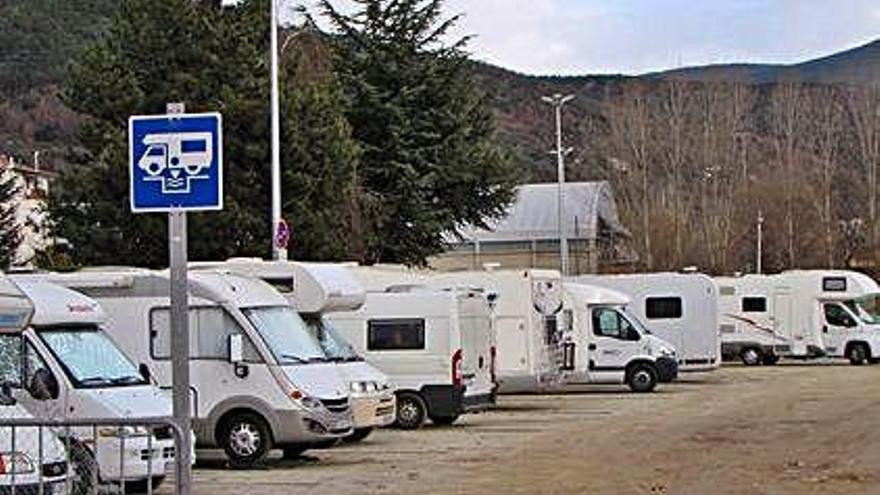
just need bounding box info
[285,0,880,76]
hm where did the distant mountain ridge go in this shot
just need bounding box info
[646,39,880,84]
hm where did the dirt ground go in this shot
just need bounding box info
[189,363,880,495]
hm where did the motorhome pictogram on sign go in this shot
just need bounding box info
[129,112,223,213]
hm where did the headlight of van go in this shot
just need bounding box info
[0,452,35,474]
[97,426,149,438]
[350,381,379,395]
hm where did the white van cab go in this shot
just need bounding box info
[41,269,354,465]
[328,285,497,429]
[192,259,396,443]
[562,282,678,392]
[0,393,69,495]
[5,277,175,492]
[716,270,880,365]
[0,278,69,494]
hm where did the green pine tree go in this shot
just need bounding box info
[281,24,366,261]
[50,0,274,267]
[0,168,22,268]
[319,0,520,265]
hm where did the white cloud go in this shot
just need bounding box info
[286,0,880,76]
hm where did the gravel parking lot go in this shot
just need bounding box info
[188,363,880,495]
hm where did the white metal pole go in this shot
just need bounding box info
[757,210,764,274]
[555,102,569,276]
[270,0,285,260]
[166,102,192,495]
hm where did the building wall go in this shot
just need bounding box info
[430,239,602,275]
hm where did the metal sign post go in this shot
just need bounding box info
[129,103,223,495]
[167,102,192,495]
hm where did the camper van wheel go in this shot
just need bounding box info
[740,348,762,366]
[429,414,460,426]
[125,475,166,493]
[281,445,309,459]
[395,392,427,430]
[69,441,98,494]
[847,343,870,366]
[761,353,780,366]
[345,428,374,443]
[626,363,658,393]
[219,411,272,467]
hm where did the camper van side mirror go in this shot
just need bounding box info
[626,327,641,342]
[0,382,15,406]
[28,369,59,401]
[228,334,244,364]
[138,363,152,383]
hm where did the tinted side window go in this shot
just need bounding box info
[741,297,767,313]
[824,304,856,327]
[823,277,847,292]
[367,319,425,350]
[645,297,683,319]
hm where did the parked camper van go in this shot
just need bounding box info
[715,270,880,365]
[36,269,354,466]
[0,393,69,495]
[4,277,175,492]
[571,273,720,372]
[348,267,565,394]
[0,278,69,495]
[562,282,678,392]
[327,286,497,429]
[191,259,396,443]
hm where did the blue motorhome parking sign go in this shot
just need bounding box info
[129,112,223,212]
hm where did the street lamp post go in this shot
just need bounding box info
[757,209,764,274]
[542,94,575,276]
[270,0,286,260]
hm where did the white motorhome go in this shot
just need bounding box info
[562,282,678,392]
[3,277,175,492]
[35,269,354,466]
[0,279,68,494]
[327,286,497,429]
[349,267,566,394]
[191,259,396,443]
[571,273,720,372]
[715,270,880,365]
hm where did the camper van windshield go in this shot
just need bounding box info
[303,316,362,362]
[242,306,327,364]
[846,297,880,324]
[37,326,148,388]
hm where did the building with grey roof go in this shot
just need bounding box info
[431,181,635,274]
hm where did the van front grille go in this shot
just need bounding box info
[320,397,350,413]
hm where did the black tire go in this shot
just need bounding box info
[847,343,870,366]
[281,445,309,460]
[125,475,166,493]
[68,441,98,495]
[429,414,460,426]
[394,392,427,430]
[761,353,780,366]
[345,428,374,443]
[219,411,272,467]
[740,347,763,366]
[626,363,658,393]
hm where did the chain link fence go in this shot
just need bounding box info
[0,414,184,495]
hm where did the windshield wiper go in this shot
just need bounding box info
[344,356,364,362]
[79,377,112,386]
[280,354,310,364]
[110,376,144,385]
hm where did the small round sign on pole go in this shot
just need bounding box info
[275,219,290,250]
